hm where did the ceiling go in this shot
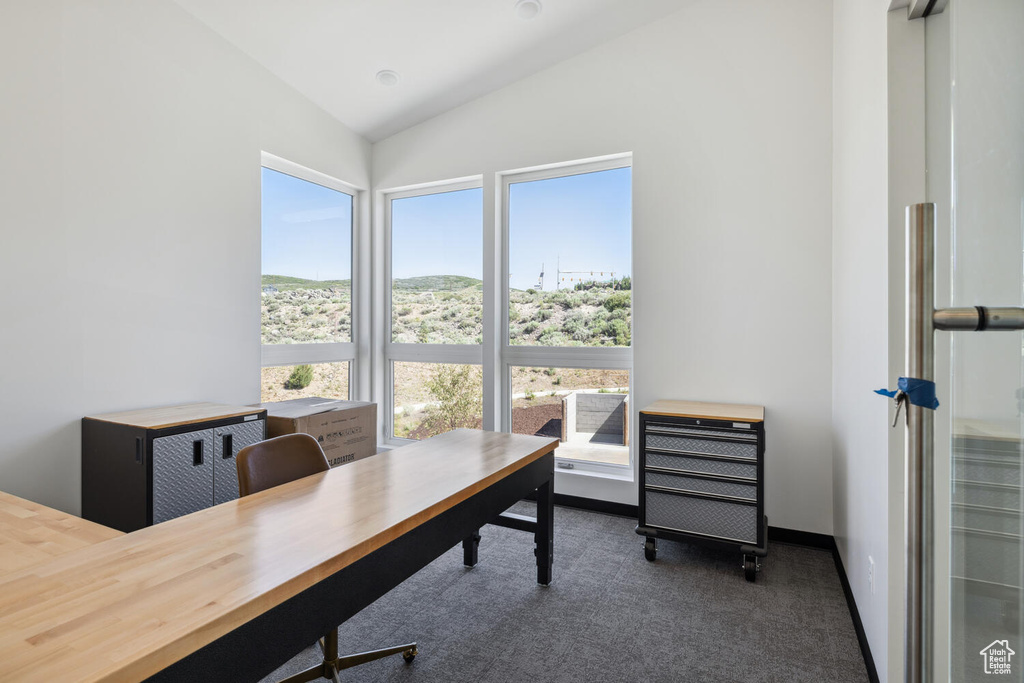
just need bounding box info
[172,0,684,142]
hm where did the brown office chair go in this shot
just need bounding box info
[236,433,417,683]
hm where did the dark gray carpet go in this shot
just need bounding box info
[261,503,869,683]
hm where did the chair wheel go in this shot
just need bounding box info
[743,554,758,582]
[403,647,417,663]
[643,537,657,562]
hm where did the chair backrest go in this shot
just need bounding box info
[236,433,330,497]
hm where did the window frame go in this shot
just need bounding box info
[259,152,362,399]
[382,177,485,446]
[499,155,634,473]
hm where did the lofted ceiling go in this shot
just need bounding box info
[172,0,685,142]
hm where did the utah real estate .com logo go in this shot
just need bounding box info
[980,640,1015,675]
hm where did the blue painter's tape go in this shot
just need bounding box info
[875,377,940,410]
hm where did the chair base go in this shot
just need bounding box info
[278,628,417,683]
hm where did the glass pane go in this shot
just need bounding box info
[510,367,629,466]
[391,189,483,344]
[261,167,353,344]
[508,168,632,347]
[940,1,1024,680]
[393,362,483,439]
[260,362,349,403]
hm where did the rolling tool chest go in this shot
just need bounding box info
[636,400,767,581]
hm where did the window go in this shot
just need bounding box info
[391,188,483,344]
[393,362,483,439]
[507,167,631,347]
[385,181,483,441]
[503,160,632,467]
[510,367,629,466]
[260,362,350,403]
[261,154,358,402]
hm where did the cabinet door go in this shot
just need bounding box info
[152,429,214,524]
[213,420,266,505]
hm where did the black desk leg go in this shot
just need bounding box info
[534,477,554,585]
[462,530,481,567]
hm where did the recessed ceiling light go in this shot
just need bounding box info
[375,70,400,87]
[514,0,542,20]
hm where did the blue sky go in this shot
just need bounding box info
[262,165,632,289]
[509,167,631,291]
[392,188,484,279]
[261,167,352,280]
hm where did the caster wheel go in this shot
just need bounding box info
[743,554,758,583]
[643,537,657,562]
[403,647,418,663]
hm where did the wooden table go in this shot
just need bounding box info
[0,491,123,577]
[0,429,557,682]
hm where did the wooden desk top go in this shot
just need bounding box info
[0,492,122,578]
[85,402,265,430]
[641,400,765,423]
[0,429,557,682]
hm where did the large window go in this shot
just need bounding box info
[261,154,357,402]
[503,161,632,466]
[385,182,483,440]
[507,167,632,348]
[379,157,632,474]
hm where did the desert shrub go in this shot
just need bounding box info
[525,389,535,400]
[300,304,315,316]
[508,306,520,322]
[553,376,562,385]
[609,308,628,321]
[544,367,556,376]
[420,365,483,435]
[459,319,475,330]
[266,302,280,313]
[607,318,630,346]
[416,322,433,343]
[396,306,413,316]
[562,294,582,309]
[526,288,537,295]
[536,309,553,322]
[523,321,539,335]
[284,364,314,390]
[603,292,631,312]
[538,327,566,345]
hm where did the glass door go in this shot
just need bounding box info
[926,1,1024,680]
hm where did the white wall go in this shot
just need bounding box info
[373,0,834,533]
[0,1,370,514]
[831,1,895,679]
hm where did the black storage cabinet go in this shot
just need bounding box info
[636,401,767,582]
[82,403,267,532]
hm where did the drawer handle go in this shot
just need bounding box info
[222,433,233,459]
[645,465,756,483]
[193,440,204,467]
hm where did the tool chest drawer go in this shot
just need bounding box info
[644,431,758,460]
[645,490,758,544]
[637,400,766,581]
[644,452,757,480]
[645,470,756,501]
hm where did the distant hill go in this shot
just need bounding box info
[262,275,350,291]
[392,275,483,291]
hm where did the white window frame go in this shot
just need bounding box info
[499,154,634,477]
[380,177,485,446]
[260,152,364,399]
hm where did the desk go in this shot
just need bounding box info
[0,429,557,682]
[0,491,122,577]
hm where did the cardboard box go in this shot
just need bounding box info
[258,398,377,468]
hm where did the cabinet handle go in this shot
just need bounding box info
[193,440,204,466]
[135,437,144,465]
[222,433,233,459]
